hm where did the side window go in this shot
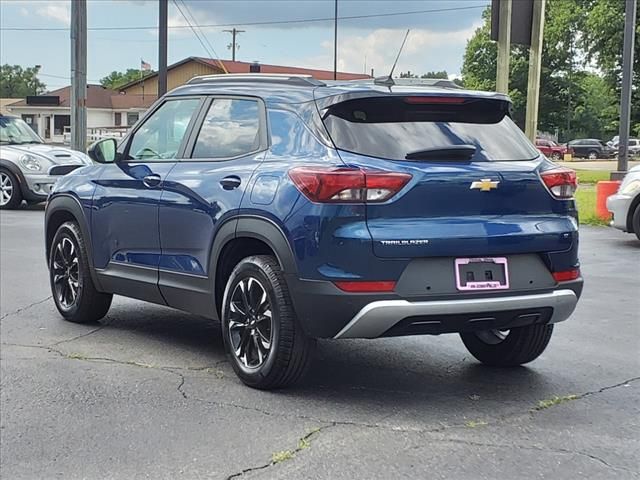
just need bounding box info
[127,98,200,161]
[192,98,260,159]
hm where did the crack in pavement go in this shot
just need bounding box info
[4,340,639,440]
[0,295,52,321]
[225,424,333,480]
[417,437,639,477]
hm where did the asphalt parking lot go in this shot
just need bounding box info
[1,206,638,480]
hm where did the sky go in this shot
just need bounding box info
[0,0,488,91]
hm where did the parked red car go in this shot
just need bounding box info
[535,138,572,161]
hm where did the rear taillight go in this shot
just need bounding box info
[552,268,580,282]
[540,167,577,199]
[288,167,411,203]
[334,281,396,293]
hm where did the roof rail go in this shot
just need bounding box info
[187,73,326,87]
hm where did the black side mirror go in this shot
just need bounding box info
[88,138,117,163]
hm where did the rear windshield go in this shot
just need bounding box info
[321,96,540,162]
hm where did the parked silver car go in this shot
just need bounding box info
[607,165,640,240]
[0,115,92,209]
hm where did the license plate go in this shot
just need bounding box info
[455,257,509,291]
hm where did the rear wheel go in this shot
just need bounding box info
[0,169,22,210]
[460,324,554,367]
[222,255,315,389]
[551,152,561,161]
[49,221,112,323]
[588,150,598,160]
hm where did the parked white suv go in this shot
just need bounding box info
[607,165,640,240]
[0,115,92,209]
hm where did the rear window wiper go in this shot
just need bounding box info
[405,144,476,161]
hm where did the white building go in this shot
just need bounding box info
[6,85,153,144]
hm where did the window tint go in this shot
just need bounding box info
[127,99,199,161]
[192,98,260,159]
[322,97,539,162]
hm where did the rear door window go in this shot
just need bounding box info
[321,96,539,162]
[191,98,261,159]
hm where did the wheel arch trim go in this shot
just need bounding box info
[45,194,103,290]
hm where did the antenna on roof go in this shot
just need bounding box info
[374,29,410,87]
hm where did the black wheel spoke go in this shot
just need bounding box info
[227,275,272,369]
[51,236,80,309]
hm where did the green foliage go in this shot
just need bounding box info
[100,69,152,90]
[0,64,47,97]
[399,70,449,79]
[461,2,632,142]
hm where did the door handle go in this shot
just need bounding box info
[220,175,241,190]
[142,174,162,188]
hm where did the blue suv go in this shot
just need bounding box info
[45,74,582,389]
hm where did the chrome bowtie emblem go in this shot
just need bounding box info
[470,178,500,191]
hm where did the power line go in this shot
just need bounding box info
[171,1,216,61]
[171,0,227,72]
[1,5,488,31]
[178,0,227,70]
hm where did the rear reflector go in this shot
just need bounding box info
[540,167,578,199]
[289,167,411,203]
[404,96,466,104]
[334,281,396,293]
[552,269,580,282]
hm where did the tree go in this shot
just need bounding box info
[0,65,47,97]
[399,70,449,79]
[100,69,152,90]
[461,3,620,141]
[580,0,640,131]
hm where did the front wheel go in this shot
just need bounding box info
[551,152,561,161]
[460,324,554,367]
[222,255,315,389]
[587,150,598,160]
[49,221,112,323]
[632,204,640,241]
[0,169,23,210]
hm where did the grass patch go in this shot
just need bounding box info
[465,420,488,428]
[575,186,609,226]
[575,170,610,184]
[535,394,578,411]
[271,450,294,464]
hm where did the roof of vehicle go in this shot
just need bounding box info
[168,74,510,106]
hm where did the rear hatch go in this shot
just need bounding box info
[320,94,577,258]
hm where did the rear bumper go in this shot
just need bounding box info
[333,289,577,339]
[288,274,583,339]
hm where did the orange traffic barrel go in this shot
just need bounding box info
[596,181,621,220]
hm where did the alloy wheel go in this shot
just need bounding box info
[52,237,80,309]
[227,276,273,369]
[0,172,14,207]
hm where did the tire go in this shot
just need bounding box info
[588,150,598,160]
[0,168,23,210]
[221,255,315,389]
[49,221,112,323]
[632,203,640,241]
[551,152,561,161]
[460,324,554,367]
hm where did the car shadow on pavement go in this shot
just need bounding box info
[95,301,556,408]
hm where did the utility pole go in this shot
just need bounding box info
[524,0,546,141]
[158,0,168,96]
[496,0,512,94]
[223,28,245,61]
[614,0,637,180]
[70,0,87,152]
[333,0,338,80]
